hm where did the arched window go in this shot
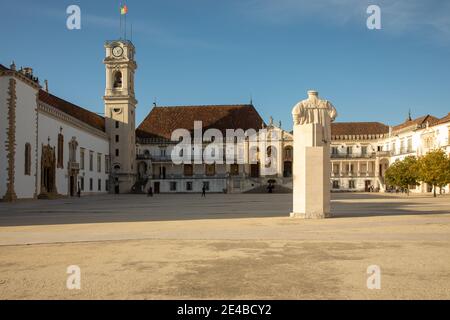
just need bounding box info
[24,143,31,175]
[113,71,123,89]
[57,133,64,168]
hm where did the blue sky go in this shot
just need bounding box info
[2,0,450,131]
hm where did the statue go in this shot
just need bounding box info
[290,90,338,219]
[292,90,337,144]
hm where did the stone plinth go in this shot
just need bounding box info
[291,123,331,218]
[290,90,337,219]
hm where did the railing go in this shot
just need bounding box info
[331,153,376,159]
[150,173,229,180]
[68,161,80,171]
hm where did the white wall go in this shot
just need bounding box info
[38,112,110,196]
[14,80,38,199]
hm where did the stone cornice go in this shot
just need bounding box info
[37,101,108,140]
[0,69,41,90]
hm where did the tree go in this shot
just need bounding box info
[384,156,420,195]
[417,149,450,197]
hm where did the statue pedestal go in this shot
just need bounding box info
[291,123,331,219]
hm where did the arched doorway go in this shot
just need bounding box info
[38,144,58,199]
[283,161,292,177]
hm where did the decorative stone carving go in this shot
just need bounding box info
[38,144,58,199]
[3,78,18,202]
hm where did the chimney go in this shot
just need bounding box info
[44,80,49,92]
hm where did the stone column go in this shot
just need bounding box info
[290,90,337,219]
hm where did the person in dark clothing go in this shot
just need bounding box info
[202,185,206,197]
[147,186,153,197]
[77,182,81,198]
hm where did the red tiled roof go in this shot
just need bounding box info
[331,122,389,136]
[137,104,265,140]
[38,90,105,132]
[432,113,450,126]
[393,115,438,131]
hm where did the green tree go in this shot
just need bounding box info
[384,156,420,195]
[417,149,450,197]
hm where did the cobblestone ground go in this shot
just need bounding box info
[0,193,449,299]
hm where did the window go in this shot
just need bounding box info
[57,133,64,168]
[170,182,177,191]
[98,179,102,191]
[89,151,94,171]
[184,164,193,176]
[346,146,353,155]
[407,138,413,152]
[186,181,193,191]
[230,164,239,176]
[105,180,109,192]
[80,177,84,191]
[115,135,119,143]
[160,148,166,157]
[332,164,339,175]
[24,143,31,175]
[205,164,215,176]
[80,148,85,170]
[284,147,293,159]
[115,121,120,129]
[89,178,93,191]
[97,154,102,172]
[348,164,354,174]
[203,181,210,191]
[113,71,122,88]
[349,180,355,189]
[105,155,111,174]
[331,147,338,155]
[361,146,367,155]
[332,181,340,189]
[115,149,119,157]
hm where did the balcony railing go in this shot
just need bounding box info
[331,153,376,159]
[68,161,80,171]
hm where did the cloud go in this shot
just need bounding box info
[237,0,450,45]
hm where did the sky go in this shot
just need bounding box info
[2,0,450,131]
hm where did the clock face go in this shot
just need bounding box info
[112,46,123,57]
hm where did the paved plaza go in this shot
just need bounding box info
[0,193,449,299]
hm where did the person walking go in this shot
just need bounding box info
[202,185,206,197]
[77,182,81,198]
[147,186,153,197]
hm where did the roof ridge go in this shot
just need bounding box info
[154,104,254,108]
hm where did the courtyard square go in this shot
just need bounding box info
[0,193,449,300]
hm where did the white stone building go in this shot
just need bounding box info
[329,115,450,194]
[0,64,110,200]
[1,38,449,200]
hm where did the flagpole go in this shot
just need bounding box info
[119,1,122,39]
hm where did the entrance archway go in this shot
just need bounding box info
[38,144,58,199]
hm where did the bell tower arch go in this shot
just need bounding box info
[103,40,137,193]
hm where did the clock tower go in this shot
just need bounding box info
[103,40,137,193]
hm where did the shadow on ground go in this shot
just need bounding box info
[0,193,449,227]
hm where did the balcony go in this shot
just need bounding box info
[68,161,80,171]
[331,153,376,159]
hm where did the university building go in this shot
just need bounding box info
[1,39,449,201]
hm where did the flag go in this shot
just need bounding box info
[120,5,128,15]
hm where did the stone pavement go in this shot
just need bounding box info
[0,193,449,299]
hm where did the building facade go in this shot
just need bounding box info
[1,39,449,201]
